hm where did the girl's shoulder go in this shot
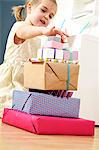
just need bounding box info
[8,21,24,41]
[11,21,24,31]
[5,21,25,50]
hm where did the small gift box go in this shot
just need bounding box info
[43,40,63,49]
[55,49,63,60]
[37,47,78,61]
[37,48,43,59]
[63,51,78,61]
[12,90,80,118]
[64,50,70,61]
[71,51,78,61]
[37,48,55,59]
[43,48,54,59]
[2,108,95,135]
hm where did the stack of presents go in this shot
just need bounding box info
[2,36,95,135]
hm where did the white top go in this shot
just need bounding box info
[0,21,41,117]
[4,21,41,63]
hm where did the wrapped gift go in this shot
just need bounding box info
[64,51,78,61]
[69,51,78,61]
[55,49,63,60]
[43,48,54,59]
[12,90,80,118]
[71,51,78,61]
[37,48,43,59]
[2,108,95,135]
[64,50,70,61]
[37,48,55,59]
[43,40,69,49]
[37,48,78,61]
[43,40,63,49]
[24,61,79,90]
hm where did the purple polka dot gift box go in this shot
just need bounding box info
[12,90,80,118]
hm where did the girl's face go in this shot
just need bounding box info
[26,0,57,27]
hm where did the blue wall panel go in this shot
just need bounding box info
[0,0,25,64]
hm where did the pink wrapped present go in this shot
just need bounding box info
[64,51,78,61]
[43,41,63,49]
[2,108,95,135]
[64,51,70,60]
[72,51,78,61]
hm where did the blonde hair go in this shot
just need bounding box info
[12,0,57,21]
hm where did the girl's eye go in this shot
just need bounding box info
[41,9,46,13]
[49,15,53,19]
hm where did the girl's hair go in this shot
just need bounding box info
[12,0,57,21]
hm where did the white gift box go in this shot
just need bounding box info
[37,48,54,59]
[37,48,43,59]
[55,49,63,60]
[43,48,54,59]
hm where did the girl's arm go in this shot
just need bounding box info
[15,24,68,44]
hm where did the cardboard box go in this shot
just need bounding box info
[2,108,95,135]
[24,61,79,90]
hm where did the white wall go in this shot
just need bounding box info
[53,0,73,28]
[75,34,99,125]
[53,0,95,27]
[54,0,99,125]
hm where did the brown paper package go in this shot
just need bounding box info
[24,62,79,90]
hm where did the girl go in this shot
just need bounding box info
[0,0,67,117]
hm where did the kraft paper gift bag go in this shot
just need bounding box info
[24,61,79,90]
[2,108,95,135]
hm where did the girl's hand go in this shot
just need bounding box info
[42,26,69,43]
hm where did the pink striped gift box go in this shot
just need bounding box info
[43,41,63,49]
